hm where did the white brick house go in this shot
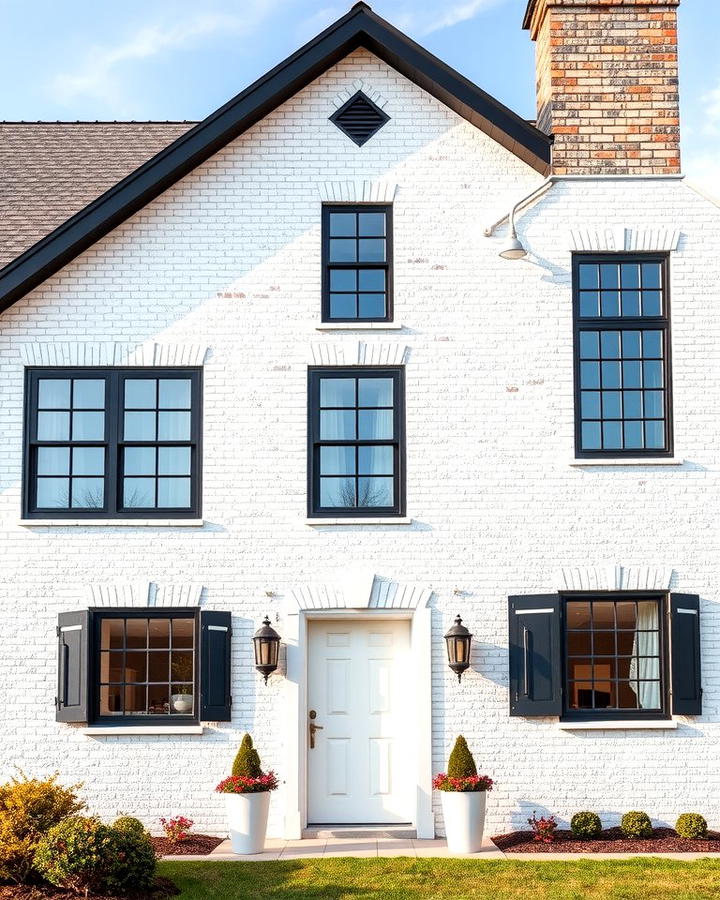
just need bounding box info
[1,0,719,839]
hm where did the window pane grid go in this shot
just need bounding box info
[323,206,391,322]
[98,615,195,718]
[575,258,670,454]
[121,377,193,510]
[312,371,400,513]
[565,598,663,713]
[33,377,107,510]
[26,368,201,518]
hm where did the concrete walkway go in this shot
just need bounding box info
[162,836,720,862]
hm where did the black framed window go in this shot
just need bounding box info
[322,205,392,322]
[308,367,404,516]
[94,610,197,723]
[24,367,202,518]
[563,594,667,720]
[573,254,672,457]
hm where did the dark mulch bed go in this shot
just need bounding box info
[0,877,179,899]
[493,826,720,853]
[150,834,223,856]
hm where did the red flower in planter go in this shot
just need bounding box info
[215,772,279,794]
[432,773,494,793]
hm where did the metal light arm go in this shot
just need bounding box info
[483,177,555,238]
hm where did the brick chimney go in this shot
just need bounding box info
[523,0,681,175]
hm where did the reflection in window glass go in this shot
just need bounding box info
[576,258,669,454]
[98,615,195,718]
[565,597,662,714]
[324,206,391,321]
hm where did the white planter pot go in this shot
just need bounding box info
[224,791,271,855]
[170,694,193,714]
[440,791,487,854]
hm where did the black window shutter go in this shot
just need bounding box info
[670,593,702,715]
[200,610,232,721]
[508,595,562,716]
[56,611,89,723]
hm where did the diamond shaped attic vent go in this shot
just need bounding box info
[329,91,390,146]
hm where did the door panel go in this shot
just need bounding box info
[307,619,412,824]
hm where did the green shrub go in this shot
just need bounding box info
[620,811,653,839]
[676,813,708,839]
[34,816,114,895]
[0,773,85,884]
[232,733,263,778]
[570,811,602,839]
[34,815,156,896]
[112,815,147,837]
[447,736,477,779]
[106,825,156,894]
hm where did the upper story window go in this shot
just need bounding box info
[573,255,672,457]
[24,368,202,519]
[308,367,405,517]
[322,205,393,323]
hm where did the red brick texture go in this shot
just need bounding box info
[524,0,681,175]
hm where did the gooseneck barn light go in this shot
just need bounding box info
[444,615,473,682]
[253,616,281,684]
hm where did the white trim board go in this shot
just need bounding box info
[282,580,433,840]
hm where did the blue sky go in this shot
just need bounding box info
[2,0,718,197]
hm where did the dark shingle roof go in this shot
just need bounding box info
[0,122,195,267]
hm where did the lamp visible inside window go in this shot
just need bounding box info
[253,616,281,684]
[444,615,473,682]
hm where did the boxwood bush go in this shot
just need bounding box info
[676,813,708,839]
[570,811,602,839]
[620,811,653,838]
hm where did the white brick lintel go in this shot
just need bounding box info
[569,226,681,253]
[318,180,397,204]
[330,79,388,110]
[290,572,432,611]
[85,582,204,608]
[19,342,209,367]
[308,341,407,366]
[556,565,673,592]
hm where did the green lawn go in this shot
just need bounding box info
[158,857,720,899]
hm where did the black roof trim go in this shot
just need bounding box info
[0,2,551,312]
[522,1,539,31]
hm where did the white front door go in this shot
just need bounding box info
[307,618,413,824]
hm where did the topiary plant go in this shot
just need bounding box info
[447,736,477,779]
[570,811,602,839]
[676,813,708,839]
[112,815,147,838]
[0,773,85,884]
[620,811,653,839]
[232,733,263,779]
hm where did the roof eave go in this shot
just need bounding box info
[0,3,551,313]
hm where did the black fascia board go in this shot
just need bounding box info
[0,3,551,312]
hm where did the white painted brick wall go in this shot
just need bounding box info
[1,49,720,838]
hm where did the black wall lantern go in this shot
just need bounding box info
[444,615,473,682]
[253,616,281,684]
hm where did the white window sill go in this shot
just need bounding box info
[305,517,412,526]
[569,458,683,467]
[18,519,204,527]
[557,720,678,731]
[80,726,205,736]
[315,322,404,331]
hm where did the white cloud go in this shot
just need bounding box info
[48,3,279,113]
[391,0,507,36]
[684,150,720,205]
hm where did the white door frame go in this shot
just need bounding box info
[282,578,434,839]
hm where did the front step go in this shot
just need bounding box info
[303,824,415,839]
